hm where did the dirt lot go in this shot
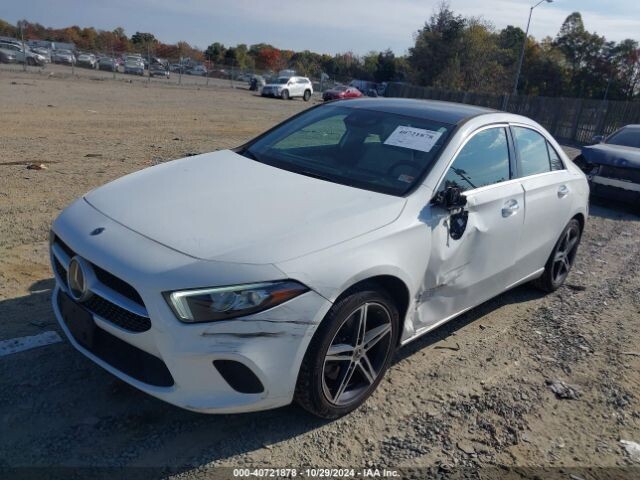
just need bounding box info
[1,68,639,478]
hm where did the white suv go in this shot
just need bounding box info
[261,76,313,101]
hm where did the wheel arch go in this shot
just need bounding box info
[331,274,411,345]
[572,212,586,233]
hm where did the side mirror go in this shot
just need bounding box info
[433,186,467,211]
[591,135,604,144]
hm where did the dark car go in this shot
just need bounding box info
[574,125,640,205]
[323,85,363,101]
[98,56,117,72]
[149,63,170,78]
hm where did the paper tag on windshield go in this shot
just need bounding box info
[384,126,442,153]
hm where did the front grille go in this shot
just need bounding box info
[92,264,144,305]
[83,294,151,332]
[53,234,144,307]
[53,257,67,288]
[52,234,151,333]
[599,165,640,184]
[57,290,173,387]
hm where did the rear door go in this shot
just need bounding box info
[416,126,525,331]
[510,125,575,281]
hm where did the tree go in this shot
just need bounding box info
[131,31,157,46]
[205,42,226,63]
[408,2,467,86]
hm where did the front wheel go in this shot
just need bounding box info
[27,57,36,66]
[281,89,289,100]
[295,284,399,418]
[532,218,582,292]
[303,90,311,102]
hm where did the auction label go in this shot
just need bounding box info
[233,468,399,478]
[383,126,442,153]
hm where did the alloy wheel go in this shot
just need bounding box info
[322,302,393,406]
[552,223,580,284]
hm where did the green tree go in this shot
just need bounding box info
[408,2,466,86]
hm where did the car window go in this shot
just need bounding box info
[513,127,552,176]
[547,142,564,170]
[439,128,511,192]
[272,114,347,149]
[245,105,453,196]
[606,128,640,148]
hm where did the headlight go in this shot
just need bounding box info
[165,280,309,323]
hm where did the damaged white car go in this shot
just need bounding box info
[50,98,589,418]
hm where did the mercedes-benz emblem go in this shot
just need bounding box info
[67,256,94,302]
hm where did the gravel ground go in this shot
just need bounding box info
[1,68,639,478]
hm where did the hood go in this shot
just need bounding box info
[582,143,640,169]
[85,150,406,264]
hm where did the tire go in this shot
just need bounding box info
[281,89,289,100]
[295,283,399,418]
[303,90,311,102]
[532,218,582,293]
[27,57,36,66]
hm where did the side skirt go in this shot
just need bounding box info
[399,268,545,347]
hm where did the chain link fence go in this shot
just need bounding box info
[385,83,640,145]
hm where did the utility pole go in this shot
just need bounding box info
[147,43,151,84]
[512,0,553,96]
[20,26,26,72]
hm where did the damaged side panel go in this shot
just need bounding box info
[411,181,525,338]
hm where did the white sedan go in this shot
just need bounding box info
[50,98,589,418]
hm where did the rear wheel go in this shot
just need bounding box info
[303,90,311,102]
[281,89,289,100]
[295,284,399,418]
[533,219,582,292]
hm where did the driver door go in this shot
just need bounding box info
[415,126,525,333]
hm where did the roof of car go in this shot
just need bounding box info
[337,98,497,125]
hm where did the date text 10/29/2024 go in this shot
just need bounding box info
[233,468,400,478]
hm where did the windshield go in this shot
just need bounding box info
[607,128,640,148]
[275,77,289,84]
[242,105,453,196]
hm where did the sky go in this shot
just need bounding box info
[1,0,639,55]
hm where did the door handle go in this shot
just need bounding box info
[502,199,519,217]
[558,185,570,198]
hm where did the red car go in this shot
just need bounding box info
[322,85,363,101]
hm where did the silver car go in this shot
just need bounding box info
[0,42,46,66]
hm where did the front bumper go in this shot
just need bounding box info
[50,199,332,413]
[590,175,640,205]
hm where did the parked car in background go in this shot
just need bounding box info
[50,98,588,418]
[0,49,16,63]
[30,47,51,63]
[188,65,207,76]
[123,56,144,76]
[249,74,266,91]
[574,125,640,206]
[76,53,98,69]
[0,42,46,66]
[149,63,170,78]
[169,63,184,73]
[261,76,313,101]
[97,56,118,72]
[52,49,75,65]
[350,79,379,97]
[323,85,363,101]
